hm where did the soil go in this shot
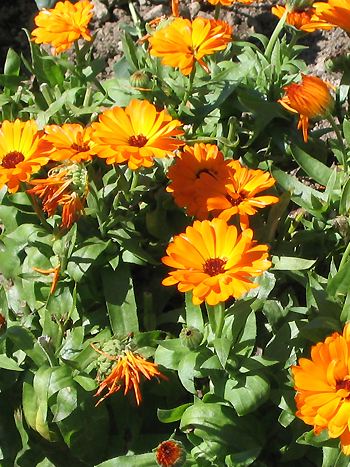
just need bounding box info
[0,0,349,82]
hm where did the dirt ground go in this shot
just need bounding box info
[0,0,349,81]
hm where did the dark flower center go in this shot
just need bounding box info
[203,258,227,276]
[71,143,89,152]
[1,151,25,169]
[336,379,350,394]
[226,193,244,206]
[196,168,217,179]
[128,134,148,147]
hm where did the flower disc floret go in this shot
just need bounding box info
[162,218,271,305]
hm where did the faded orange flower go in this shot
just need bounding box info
[166,143,231,219]
[162,218,271,305]
[43,124,95,163]
[93,345,166,406]
[156,440,185,467]
[27,163,88,229]
[272,5,333,32]
[91,99,184,170]
[203,160,279,225]
[31,0,93,55]
[148,17,232,76]
[278,74,333,142]
[314,0,350,33]
[0,119,50,193]
[292,323,350,455]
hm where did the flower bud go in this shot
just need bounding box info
[130,70,151,89]
[180,326,203,350]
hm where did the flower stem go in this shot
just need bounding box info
[214,5,221,20]
[183,68,196,107]
[339,240,350,271]
[206,302,225,338]
[327,112,348,174]
[265,8,288,60]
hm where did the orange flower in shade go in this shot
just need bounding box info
[271,5,333,32]
[91,99,184,170]
[166,143,231,219]
[43,124,95,162]
[92,343,166,406]
[162,218,271,305]
[314,0,350,33]
[203,160,279,225]
[207,0,252,5]
[148,17,232,76]
[292,323,350,455]
[156,440,185,467]
[0,119,50,193]
[27,163,88,229]
[278,74,333,142]
[31,0,93,55]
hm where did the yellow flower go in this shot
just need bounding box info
[31,0,93,55]
[292,323,350,455]
[148,17,232,76]
[278,74,333,142]
[314,0,350,33]
[272,5,333,32]
[91,99,184,170]
[162,218,271,305]
[0,119,50,193]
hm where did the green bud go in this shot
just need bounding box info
[180,326,203,350]
[129,70,151,89]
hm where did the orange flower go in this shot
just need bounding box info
[278,74,333,142]
[43,124,95,163]
[207,0,252,5]
[314,0,350,33]
[0,119,50,193]
[292,323,350,455]
[93,346,166,406]
[162,218,271,305]
[156,440,185,467]
[27,163,88,229]
[203,160,279,224]
[166,143,231,219]
[148,17,232,76]
[31,0,93,55]
[91,99,184,170]
[271,5,333,32]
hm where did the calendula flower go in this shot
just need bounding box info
[91,99,184,170]
[43,124,95,163]
[162,218,271,305]
[207,0,252,5]
[278,74,333,142]
[271,5,333,32]
[292,323,350,455]
[27,162,88,229]
[148,17,232,76]
[166,143,231,219]
[156,440,186,467]
[0,119,50,193]
[203,160,279,225]
[314,0,350,33]
[92,340,166,406]
[31,0,93,55]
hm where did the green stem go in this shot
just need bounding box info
[327,112,348,174]
[83,85,92,107]
[214,5,221,20]
[206,302,225,338]
[183,68,196,106]
[339,240,350,271]
[25,189,52,232]
[130,170,139,192]
[265,8,288,60]
[128,1,143,40]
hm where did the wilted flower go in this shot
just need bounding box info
[271,5,333,32]
[32,264,60,294]
[27,163,88,229]
[0,119,49,193]
[91,99,184,170]
[292,323,350,455]
[278,74,333,142]
[314,0,350,33]
[31,0,93,54]
[148,17,232,76]
[43,124,95,162]
[156,440,186,467]
[162,218,271,305]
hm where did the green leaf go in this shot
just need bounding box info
[290,144,333,186]
[0,354,23,371]
[213,337,231,369]
[339,177,350,215]
[4,48,21,76]
[272,256,316,270]
[224,373,270,416]
[102,262,139,335]
[6,326,47,366]
[322,446,350,467]
[327,261,350,298]
[67,238,109,282]
[96,453,157,467]
[52,386,78,422]
[157,403,192,423]
[185,292,204,331]
[343,118,350,146]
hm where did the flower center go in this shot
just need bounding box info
[128,134,148,147]
[226,193,244,206]
[203,258,227,276]
[1,151,25,169]
[196,168,217,179]
[336,379,350,394]
[71,143,89,152]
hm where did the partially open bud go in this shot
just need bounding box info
[155,440,186,467]
[180,326,203,350]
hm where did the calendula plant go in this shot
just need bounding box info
[2,0,350,465]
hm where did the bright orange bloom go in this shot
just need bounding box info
[162,218,271,305]
[0,120,50,193]
[203,160,279,224]
[93,347,166,406]
[314,0,350,33]
[272,5,333,32]
[27,163,88,229]
[278,74,333,142]
[207,0,252,5]
[166,143,231,219]
[156,440,185,467]
[91,99,184,170]
[148,17,232,76]
[32,265,61,294]
[43,124,95,163]
[31,0,93,55]
[292,323,350,455]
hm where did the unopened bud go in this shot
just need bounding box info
[180,326,203,350]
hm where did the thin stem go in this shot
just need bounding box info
[206,302,225,338]
[265,8,288,60]
[183,68,196,106]
[339,240,350,271]
[214,5,221,20]
[128,1,143,40]
[327,112,348,174]
[25,189,52,232]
